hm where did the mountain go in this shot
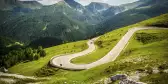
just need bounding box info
[95,0,168,34]
[0,0,105,25]
[64,0,83,9]
[17,1,42,9]
[0,0,17,9]
[7,13,168,84]
[1,0,168,47]
[0,1,96,47]
[100,0,148,19]
[120,0,146,10]
[0,0,42,10]
[138,0,168,7]
[63,0,104,24]
[101,6,125,18]
[86,2,111,14]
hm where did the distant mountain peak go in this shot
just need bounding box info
[64,0,83,9]
[89,2,110,6]
[86,2,111,14]
[0,0,42,10]
[88,2,111,9]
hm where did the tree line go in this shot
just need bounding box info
[0,46,46,68]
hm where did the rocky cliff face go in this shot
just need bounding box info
[86,2,111,14]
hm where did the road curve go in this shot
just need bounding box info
[50,27,168,70]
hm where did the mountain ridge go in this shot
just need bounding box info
[0,0,42,10]
[0,0,168,48]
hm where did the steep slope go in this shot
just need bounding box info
[0,0,42,10]
[9,14,168,84]
[96,0,168,34]
[0,0,17,9]
[138,0,168,7]
[101,6,125,18]
[0,1,94,47]
[100,0,147,20]
[0,0,105,47]
[17,1,42,9]
[41,14,168,84]
[86,2,110,14]
[120,0,146,10]
[1,0,168,48]
[0,0,42,23]
[64,0,83,9]
[65,0,107,24]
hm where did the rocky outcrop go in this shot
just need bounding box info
[119,79,145,84]
[110,74,127,81]
[107,74,146,84]
[0,67,8,73]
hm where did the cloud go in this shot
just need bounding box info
[75,0,139,6]
[19,0,139,6]
[106,0,138,5]
[75,0,108,5]
[19,0,63,5]
[37,0,62,5]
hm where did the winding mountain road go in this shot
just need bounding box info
[50,27,168,70]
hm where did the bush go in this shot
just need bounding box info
[39,50,46,57]
[37,46,46,57]
[34,54,40,60]
[35,65,59,77]
[135,33,158,44]
[37,46,43,53]
[158,63,168,70]
[96,41,103,48]
[146,67,153,74]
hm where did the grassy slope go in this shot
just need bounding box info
[71,14,168,64]
[0,75,47,84]
[9,14,168,84]
[9,40,88,76]
[41,14,168,84]
[43,29,168,84]
[116,29,168,84]
[45,14,168,84]
[71,28,126,64]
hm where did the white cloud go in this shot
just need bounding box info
[106,0,139,5]
[75,0,138,6]
[37,0,62,5]
[19,0,63,5]
[19,0,139,6]
[74,0,107,6]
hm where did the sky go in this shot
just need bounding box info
[75,0,139,6]
[19,0,139,6]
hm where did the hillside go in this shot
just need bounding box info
[1,0,168,50]
[71,14,168,64]
[6,14,168,84]
[0,1,94,47]
[0,0,112,48]
[0,0,42,10]
[95,0,168,34]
